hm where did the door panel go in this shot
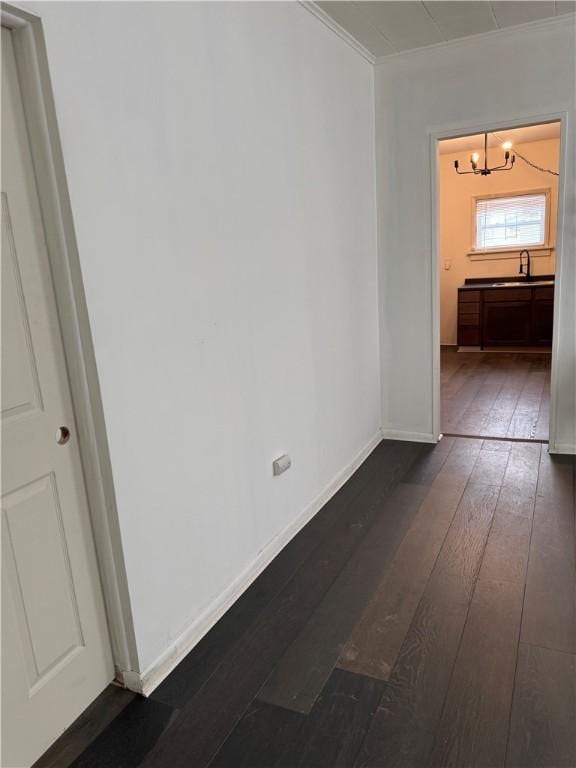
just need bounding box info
[532,299,554,346]
[482,301,532,347]
[3,474,84,686]
[1,195,44,422]
[2,26,114,768]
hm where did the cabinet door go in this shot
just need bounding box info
[532,300,554,345]
[482,301,532,346]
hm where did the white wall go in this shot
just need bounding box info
[440,137,560,345]
[375,18,576,451]
[25,2,380,678]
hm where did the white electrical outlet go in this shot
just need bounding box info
[272,454,291,476]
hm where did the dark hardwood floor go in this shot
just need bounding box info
[34,437,575,768]
[441,348,552,441]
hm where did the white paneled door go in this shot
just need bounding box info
[1,27,114,768]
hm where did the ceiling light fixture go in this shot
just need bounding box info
[492,130,559,176]
[454,132,515,176]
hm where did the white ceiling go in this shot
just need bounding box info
[439,122,561,154]
[316,1,576,57]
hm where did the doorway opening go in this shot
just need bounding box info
[437,120,562,443]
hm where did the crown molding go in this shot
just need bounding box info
[298,1,376,65]
[299,3,573,70]
[374,13,575,66]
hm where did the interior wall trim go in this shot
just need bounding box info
[298,1,376,64]
[374,13,575,66]
[120,430,383,696]
[548,442,576,456]
[429,110,570,451]
[300,3,574,70]
[380,429,438,444]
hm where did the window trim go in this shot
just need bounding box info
[469,187,552,257]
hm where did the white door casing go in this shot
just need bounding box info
[2,26,114,768]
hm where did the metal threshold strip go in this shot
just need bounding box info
[442,433,548,445]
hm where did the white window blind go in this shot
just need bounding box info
[475,192,547,250]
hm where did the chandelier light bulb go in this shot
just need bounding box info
[455,133,515,177]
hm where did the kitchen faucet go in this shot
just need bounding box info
[519,249,531,279]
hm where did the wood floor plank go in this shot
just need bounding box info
[480,408,516,438]
[140,442,425,768]
[354,479,500,767]
[440,356,464,386]
[491,358,526,390]
[502,442,542,498]
[442,359,489,430]
[507,408,540,440]
[521,493,576,654]
[442,358,482,399]
[445,354,541,439]
[428,578,525,768]
[469,363,506,411]
[520,449,575,653]
[339,440,479,680]
[33,687,135,768]
[151,439,394,709]
[490,359,531,413]
[441,437,483,463]
[354,594,469,768]
[533,374,551,441]
[450,353,531,437]
[537,449,575,503]
[211,670,384,768]
[401,436,455,486]
[425,482,500,605]
[514,371,546,416]
[443,374,489,433]
[208,702,305,768]
[506,644,576,768]
[452,407,490,437]
[468,448,510,486]
[478,491,534,586]
[277,669,385,768]
[481,439,512,453]
[257,482,428,713]
[532,487,575,552]
[67,698,177,768]
[36,434,571,768]
[453,363,507,435]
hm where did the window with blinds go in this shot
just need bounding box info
[475,192,548,250]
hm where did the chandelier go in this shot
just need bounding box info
[454,132,515,176]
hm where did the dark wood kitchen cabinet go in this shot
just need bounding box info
[483,300,532,346]
[532,286,554,345]
[457,282,554,349]
[457,290,481,346]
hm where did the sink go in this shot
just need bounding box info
[490,280,554,287]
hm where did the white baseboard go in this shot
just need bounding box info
[380,428,439,444]
[548,442,576,455]
[119,430,383,697]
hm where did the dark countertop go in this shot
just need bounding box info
[459,275,555,291]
